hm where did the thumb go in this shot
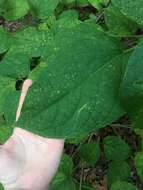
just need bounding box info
[0,134,26,185]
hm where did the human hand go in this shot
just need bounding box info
[0,79,65,190]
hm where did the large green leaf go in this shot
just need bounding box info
[0,27,53,79]
[0,123,13,144]
[103,136,131,161]
[0,112,13,137]
[111,181,138,190]
[112,0,143,25]
[0,76,15,114]
[120,41,143,129]
[0,76,15,143]
[0,0,5,13]
[0,27,12,53]
[16,24,125,139]
[1,22,126,140]
[0,27,53,143]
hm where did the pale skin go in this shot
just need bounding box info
[0,79,65,190]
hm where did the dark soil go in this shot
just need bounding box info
[65,115,143,190]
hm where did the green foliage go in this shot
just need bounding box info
[50,153,95,189]
[120,41,143,129]
[28,0,61,19]
[107,161,131,186]
[49,154,76,190]
[78,142,100,165]
[111,181,138,190]
[134,152,143,182]
[0,124,13,144]
[1,0,143,189]
[0,0,30,21]
[0,27,11,53]
[112,0,143,25]
[0,0,61,20]
[0,183,4,190]
[88,0,102,9]
[62,0,75,4]
[58,10,79,20]
[75,182,94,189]
[58,154,74,176]
[1,21,126,139]
[50,178,76,190]
[76,0,88,7]
[105,5,138,36]
[103,136,131,161]
[88,0,109,9]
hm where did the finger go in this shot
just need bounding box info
[43,139,65,185]
[16,79,33,122]
[4,128,64,190]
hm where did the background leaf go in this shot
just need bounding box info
[111,181,138,190]
[104,136,131,161]
[112,0,143,25]
[134,152,143,182]
[107,161,131,186]
[28,0,60,19]
[2,0,30,21]
[105,5,138,36]
[78,142,100,165]
[49,154,76,190]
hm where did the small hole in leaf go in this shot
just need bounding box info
[0,52,6,62]
[0,115,6,123]
[2,114,6,121]
[15,78,27,91]
[30,56,41,71]
[134,28,143,36]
